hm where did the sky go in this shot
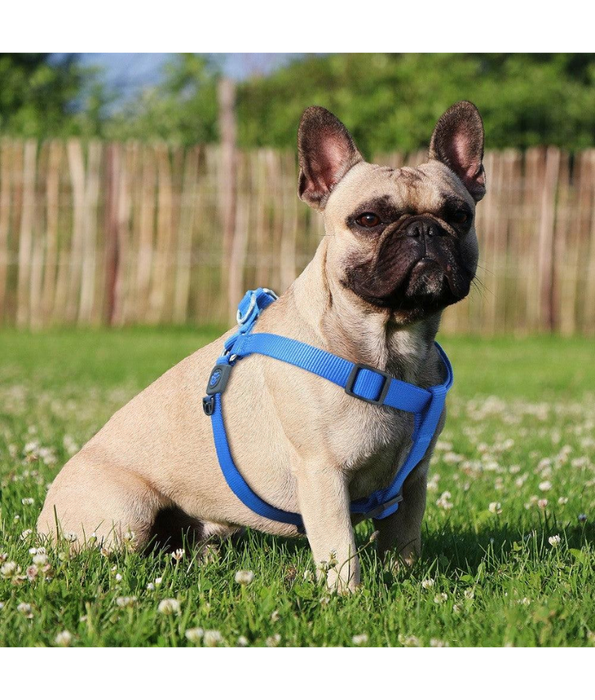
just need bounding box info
[73,53,300,104]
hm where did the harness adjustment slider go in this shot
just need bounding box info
[345,363,392,406]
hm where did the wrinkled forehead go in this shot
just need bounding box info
[325,160,473,219]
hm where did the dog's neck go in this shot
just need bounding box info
[290,239,443,385]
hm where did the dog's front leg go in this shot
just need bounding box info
[373,459,430,567]
[296,462,360,593]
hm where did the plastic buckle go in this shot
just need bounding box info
[202,396,215,416]
[366,492,404,519]
[345,363,391,406]
[206,364,233,396]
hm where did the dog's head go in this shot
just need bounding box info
[298,101,486,325]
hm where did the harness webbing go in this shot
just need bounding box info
[202,288,453,530]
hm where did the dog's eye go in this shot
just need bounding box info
[451,209,470,225]
[355,213,381,228]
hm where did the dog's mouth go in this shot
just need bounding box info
[342,226,474,319]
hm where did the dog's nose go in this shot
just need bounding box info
[405,219,440,239]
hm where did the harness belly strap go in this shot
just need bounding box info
[202,288,453,530]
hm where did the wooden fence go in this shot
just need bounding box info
[0,139,594,335]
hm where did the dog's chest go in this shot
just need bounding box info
[331,397,416,499]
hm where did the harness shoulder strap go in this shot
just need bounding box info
[202,288,453,528]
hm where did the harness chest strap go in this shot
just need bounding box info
[202,288,453,529]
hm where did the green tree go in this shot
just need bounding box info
[235,53,595,155]
[104,54,221,144]
[0,53,107,138]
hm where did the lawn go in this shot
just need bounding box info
[0,328,594,647]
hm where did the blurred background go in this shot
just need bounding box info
[1,52,594,334]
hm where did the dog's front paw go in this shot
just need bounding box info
[317,556,361,594]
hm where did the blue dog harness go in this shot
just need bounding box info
[202,288,453,530]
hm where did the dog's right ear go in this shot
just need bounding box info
[429,101,486,202]
[298,106,363,210]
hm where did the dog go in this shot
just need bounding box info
[38,101,485,592]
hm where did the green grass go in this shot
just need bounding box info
[1,329,594,647]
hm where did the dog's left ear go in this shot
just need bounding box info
[298,106,363,210]
[429,101,486,202]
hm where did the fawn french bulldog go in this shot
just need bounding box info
[38,101,485,592]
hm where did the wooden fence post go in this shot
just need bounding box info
[218,78,238,321]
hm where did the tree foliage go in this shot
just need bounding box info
[103,54,220,144]
[2,53,595,154]
[0,53,106,138]
[236,53,595,156]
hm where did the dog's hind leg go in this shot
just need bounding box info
[36,456,170,551]
[373,459,430,567]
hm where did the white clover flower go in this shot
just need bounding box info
[157,598,180,616]
[0,602,4,611]
[464,589,475,600]
[17,602,33,616]
[185,627,204,643]
[1,561,17,578]
[539,481,552,492]
[64,532,78,543]
[32,553,48,567]
[0,553,7,563]
[557,497,568,505]
[452,604,462,614]
[115,596,137,608]
[171,548,185,562]
[548,535,561,547]
[26,565,38,581]
[421,578,435,589]
[234,570,255,586]
[434,593,448,604]
[237,636,249,647]
[203,630,223,647]
[266,634,281,647]
[154,577,163,586]
[123,530,136,542]
[436,491,453,510]
[146,582,155,591]
[54,630,73,647]
[430,638,449,647]
[21,498,34,506]
[114,573,122,583]
[398,634,421,647]
[488,502,502,515]
[352,634,368,646]
[537,499,548,509]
